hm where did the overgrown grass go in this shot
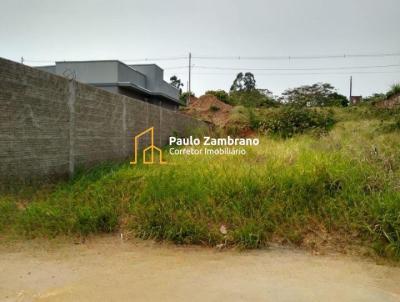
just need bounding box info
[1,108,400,260]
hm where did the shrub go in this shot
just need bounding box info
[205,90,231,104]
[386,83,400,99]
[0,199,18,232]
[179,92,195,103]
[365,106,400,120]
[247,108,261,130]
[364,93,386,103]
[229,90,278,108]
[259,107,335,138]
[379,116,400,133]
[280,83,348,107]
[226,106,262,134]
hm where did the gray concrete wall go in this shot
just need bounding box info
[55,61,119,83]
[36,65,56,74]
[0,58,205,183]
[117,63,146,88]
[129,64,179,100]
[129,64,163,90]
[158,80,180,99]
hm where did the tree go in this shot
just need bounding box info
[281,82,348,107]
[258,88,273,97]
[229,89,278,108]
[228,73,278,107]
[180,91,195,104]
[331,92,349,107]
[169,75,184,94]
[230,72,256,92]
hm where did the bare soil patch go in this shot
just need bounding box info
[182,95,232,127]
[1,236,400,302]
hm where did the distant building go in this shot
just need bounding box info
[350,96,362,105]
[36,60,183,110]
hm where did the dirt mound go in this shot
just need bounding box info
[184,95,232,127]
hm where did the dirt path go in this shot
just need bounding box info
[1,236,399,302]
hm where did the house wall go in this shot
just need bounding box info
[0,57,205,183]
[36,65,56,74]
[117,62,146,87]
[129,64,179,100]
[129,64,163,91]
[55,61,119,83]
[158,80,180,100]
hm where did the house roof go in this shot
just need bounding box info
[38,60,182,105]
[93,82,185,106]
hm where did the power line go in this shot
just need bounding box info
[123,55,187,62]
[21,51,400,64]
[192,52,400,61]
[163,63,400,71]
[163,65,188,70]
[23,55,188,64]
[191,63,400,72]
[171,70,400,76]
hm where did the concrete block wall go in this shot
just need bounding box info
[0,58,205,183]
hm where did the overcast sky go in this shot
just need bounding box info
[1,0,399,97]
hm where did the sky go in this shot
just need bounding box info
[1,0,399,97]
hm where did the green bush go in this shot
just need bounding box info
[281,83,348,107]
[0,199,18,232]
[205,89,279,108]
[179,92,195,104]
[379,116,400,133]
[386,83,400,99]
[229,90,278,108]
[226,106,262,134]
[364,106,400,120]
[260,107,335,138]
[205,90,231,104]
[364,93,386,103]
[247,108,261,130]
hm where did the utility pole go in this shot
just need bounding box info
[349,76,353,105]
[187,52,192,106]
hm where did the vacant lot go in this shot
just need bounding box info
[1,107,400,260]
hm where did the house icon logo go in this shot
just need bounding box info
[130,127,167,165]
